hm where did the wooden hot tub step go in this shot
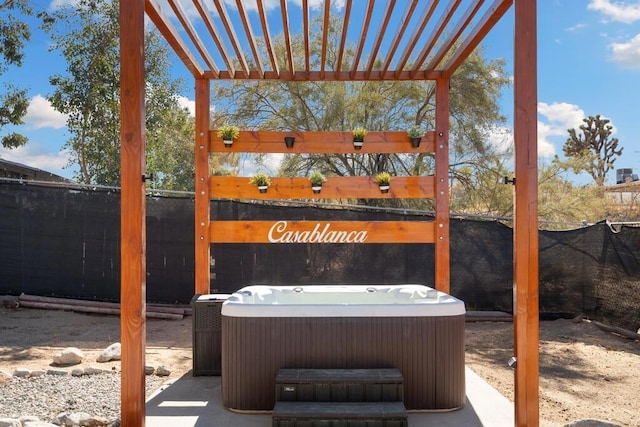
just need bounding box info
[272,401,408,427]
[275,368,404,403]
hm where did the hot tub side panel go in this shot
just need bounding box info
[222,315,465,411]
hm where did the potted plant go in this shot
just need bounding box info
[375,171,391,193]
[249,172,272,193]
[284,135,295,148]
[352,127,367,149]
[217,125,240,147]
[308,170,327,194]
[407,126,426,148]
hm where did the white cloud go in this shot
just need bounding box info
[24,95,68,130]
[536,102,587,158]
[610,33,640,69]
[0,144,73,175]
[588,0,640,24]
[487,126,512,154]
[177,95,195,116]
[48,0,79,10]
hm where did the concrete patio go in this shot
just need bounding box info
[146,367,514,426]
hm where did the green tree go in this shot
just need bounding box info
[0,0,31,148]
[563,114,623,187]
[212,17,510,207]
[537,159,607,229]
[39,0,226,188]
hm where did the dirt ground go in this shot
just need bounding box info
[1,306,639,426]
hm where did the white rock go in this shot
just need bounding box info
[156,366,171,376]
[145,365,155,375]
[564,420,622,427]
[53,347,84,366]
[71,368,85,376]
[22,421,58,427]
[13,368,31,378]
[46,368,68,376]
[85,366,103,375]
[29,370,46,378]
[97,342,121,363]
[0,418,21,427]
[57,412,92,427]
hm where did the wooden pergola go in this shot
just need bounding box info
[119,1,538,426]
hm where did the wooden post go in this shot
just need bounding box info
[513,0,539,425]
[195,78,211,295]
[119,0,146,425]
[434,78,450,293]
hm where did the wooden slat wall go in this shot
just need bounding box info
[207,129,440,245]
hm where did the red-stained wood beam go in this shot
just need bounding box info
[442,0,513,78]
[434,78,450,294]
[210,176,436,200]
[381,0,419,75]
[320,0,331,79]
[365,0,396,78]
[336,0,352,75]
[120,0,146,425]
[193,0,235,75]
[280,0,295,75]
[145,0,205,78]
[303,0,310,74]
[424,0,485,71]
[513,0,539,425]
[207,69,443,81]
[167,0,218,74]
[395,1,439,76]
[210,221,436,244]
[411,0,462,77]
[194,78,211,296]
[235,0,264,78]
[257,0,279,75]
[208,130,436,153]
[212,0,250,77]
[351,0,375,78]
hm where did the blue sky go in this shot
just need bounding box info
[1,0,639,184]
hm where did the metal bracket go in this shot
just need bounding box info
[503,176,516,185]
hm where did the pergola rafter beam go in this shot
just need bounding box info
[381,0,419,75]
[257,0,279,75]
[193,0,235,76]
[351,0,375,78]
[411,0,462,77]
[167,0,218,74]
[424,0,486,71]
[145,0,205,78]
[212,0,250,77]
[443,0,513,78]
[394,0,439,77]
[336,0,352,75]
[320,0,331,79]
[365,0,396,78]
[235,0,265,78]
[280,0,295,75]
[303,0,310,74]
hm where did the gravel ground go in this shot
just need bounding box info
[0,373,165,425]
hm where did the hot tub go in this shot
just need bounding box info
[221,284,465,411]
